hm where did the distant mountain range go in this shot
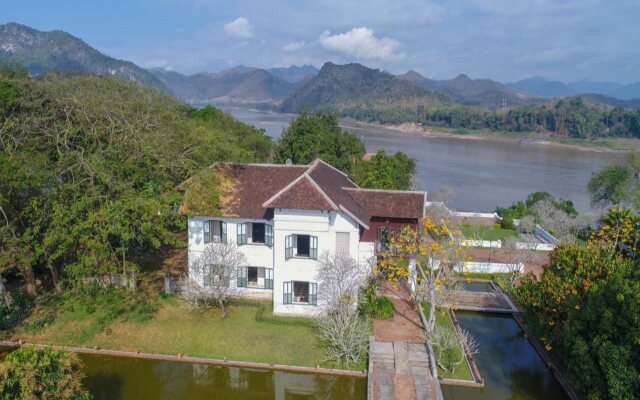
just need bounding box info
[280,62,446,113]
[508,76,640,100]
[397,70,539,108]
[0,22,637,111]
[150,66,296,105]
[0,22,170,93]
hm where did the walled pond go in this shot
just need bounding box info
[0,347,367,400]
[441,311,569,400]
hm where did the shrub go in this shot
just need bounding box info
[358,282,394,320]
[0,345,91,399]
[370,296,394,320]
[0,291,33,331]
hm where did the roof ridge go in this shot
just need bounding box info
[218,162,307,168]
[343,187,427,195]
[261,172,338,210]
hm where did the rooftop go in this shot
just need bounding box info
[180,159,426,228]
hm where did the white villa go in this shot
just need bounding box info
[181,159,426,316]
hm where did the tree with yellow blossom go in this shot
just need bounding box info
[377,207,468,334]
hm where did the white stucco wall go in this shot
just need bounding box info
[187,208,369,317]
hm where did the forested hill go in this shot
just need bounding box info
[0,69,272,295]
[280,62,447,113]
[0,22,171,94]
[397,71,540,108]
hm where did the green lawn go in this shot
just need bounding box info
[11,295,333,369]
[421,302,474,381]
[461,223,519,242]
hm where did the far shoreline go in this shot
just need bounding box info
[340,118,636,154]
[240,107,637,154]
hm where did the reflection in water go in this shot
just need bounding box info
[461,282,494,293]
[79,353,366,400]
[224,107,626,212]
[442,312,568,400]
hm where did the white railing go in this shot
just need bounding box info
[460,239,502,248]
[461,261,524,274]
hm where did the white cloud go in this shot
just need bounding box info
[318,27,405,61]
[224,17,254,39]
[284,41,307,51]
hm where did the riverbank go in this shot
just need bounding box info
[340,118,639,153]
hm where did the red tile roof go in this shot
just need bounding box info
[181,159,426,226]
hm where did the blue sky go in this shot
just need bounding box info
[3,0,639,83]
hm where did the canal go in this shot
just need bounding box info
[441,311,569,400]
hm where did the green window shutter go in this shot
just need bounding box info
[309,283,317,306]
[237,266,247,288]
[285,235,293,259]
[203,221,211,243]
[310,236,318,260]
[237,223,247,245]
[265,224,273,246]
[265,268,273,289]
[221,222,227,243]
[283,281,292,304]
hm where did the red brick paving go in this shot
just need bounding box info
[394,373,417,400]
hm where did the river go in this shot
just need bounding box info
[225,107,626,213]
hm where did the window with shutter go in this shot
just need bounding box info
[283,281,292,304]
[336,232,350,254]
[237,266,247,288]
[265,224,273,246]
[265,268,273,289]
[309,283,317,306]
[237,223,247,245]
[285,235,293,259]
[310,236,318,260]
[203,221,211,243]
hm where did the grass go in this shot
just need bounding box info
[11,293,334,369]
[461,223,519,242]
[421,302,474,381]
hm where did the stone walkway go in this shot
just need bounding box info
[369,283,441,400]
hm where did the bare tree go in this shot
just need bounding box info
[426,323,479,374]
[517,215,536,234]
[431,186,455,206]
[315,309,370,368]
[499,238,534,290]
[316,251,372,312]
[180,241,247,318]
[532,199,589,243]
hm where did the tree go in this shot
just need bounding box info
[274,111,365,173]
[517,215,536,234]
[351,150,416,190]
[427,324,478,374]
[563,266,640,400]
[591,207,640,259]
[588,164,631,208]
[315,309,371,368]
[499,238,534,290]
[181,241,247,317]
[316,251,372,312]
[430,186,455,206]
[0,345,91,400]
[379,212,467,334]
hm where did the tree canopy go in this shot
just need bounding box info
[0,345,91,400]
[0,72,272,296]
[274,111,416,190]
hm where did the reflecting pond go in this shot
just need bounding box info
[441,312,569,400]
[461,282,494,293]
[0,347,366,400]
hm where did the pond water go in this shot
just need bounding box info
[0,347,366,400]
[441,312,569,400]
[225,107,626,213]
[461,282,494,293]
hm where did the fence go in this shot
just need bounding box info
[462,261,524,274]
[459,239,502,248]
[425,202,501,221]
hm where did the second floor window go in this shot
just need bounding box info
[203,220,226,244]
[285,234,318,260]
[237,222,273,246]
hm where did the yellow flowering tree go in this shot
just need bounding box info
[377,209,468,333]
[590,207,640,259]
